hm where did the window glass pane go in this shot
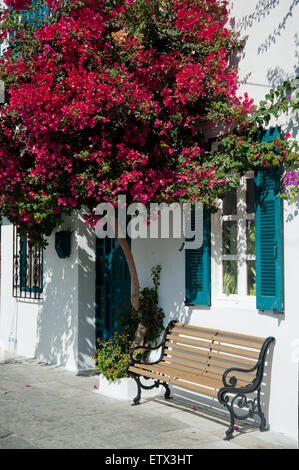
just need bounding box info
[247,260,256,296]
[26,244,42,291]
[223,260,238,295]
[246,220,255,254]
[223,188,237,215]
[223,221,237,255]
[246,178,255,214]
[19,236,43,294]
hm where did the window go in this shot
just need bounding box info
[13,226,43,299]
[186,167,283,311]
[185,128,283,312]
[212,172,256,302]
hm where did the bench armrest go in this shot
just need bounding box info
[218,336,275,441]
[221,336,275,389]
[128,320,178,366]
[222,364,258,388]
[129,343,163,364]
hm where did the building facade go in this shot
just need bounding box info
[0,1,298,441]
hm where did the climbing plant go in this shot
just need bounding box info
[0,0,298,343]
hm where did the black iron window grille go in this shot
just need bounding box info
[13,226,43,299]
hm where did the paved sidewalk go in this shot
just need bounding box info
[0,352,297,449]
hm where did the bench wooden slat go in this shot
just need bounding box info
[164,348,254,374]
[166,335,260,359]
[130,362,220,387]
[128,365,219,398]
[166,337,211,354]
[163,351,256,376]
[131,361,253,389]
[163,358,254,384]
[171,327,263,350]
[174,323,265,343]
[162,355,256,382]
[165,342,257,367]
[133,361,218,384]
[171,327,215,342]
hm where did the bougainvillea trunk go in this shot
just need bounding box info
[114,218,147,346]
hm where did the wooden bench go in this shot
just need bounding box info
[127,320,275,440]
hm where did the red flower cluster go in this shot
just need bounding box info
[0,0,253,241]
[4,0,33,10]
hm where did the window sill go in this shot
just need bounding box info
[212,295,256,309]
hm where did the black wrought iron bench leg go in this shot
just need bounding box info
[131,375,141,406]
[257,388,268,431]
[220,388,270,440]
[219,398,236,440]
[162,381,172,400]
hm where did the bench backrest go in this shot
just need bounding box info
[163,322,267,386]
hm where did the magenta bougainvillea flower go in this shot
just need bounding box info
[1,0,295,244]
[4,0,33,10]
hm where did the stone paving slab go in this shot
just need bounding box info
[0,356,297,450]
[0,426,12,439]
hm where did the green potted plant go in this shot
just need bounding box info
[92,333,138,400]
[93,266,165,400]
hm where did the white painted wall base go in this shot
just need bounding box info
[95,374,165,401]
[96,375,138,401]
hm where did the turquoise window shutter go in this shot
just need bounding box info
[20,235,28,290]
[20,1,50,26]
[8,1,49,48]
[24,1,50,26]
[257,126,281,143]
[19,235,44,294]
[255,127,283,312]
[185,209,211,306]
[9,0,49,37]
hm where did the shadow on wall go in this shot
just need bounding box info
[77,214,96,372]
[228,0,283,62]
[231,0,298,54]
[34,231,77,369]
[229,1,299,96]
[34,211,97,371]
[230,1,299,138]
[285,198,299,224]
[264,30,299,137]
[266,27,299,81]
[256,0,298,55]
[232,0,281,32]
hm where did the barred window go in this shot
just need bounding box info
[13,227,43,299]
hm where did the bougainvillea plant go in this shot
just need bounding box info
[215,77,299,201]
[0,0,298,342]
[0,0,255,242]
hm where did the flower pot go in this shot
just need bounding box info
[94,374,163,401]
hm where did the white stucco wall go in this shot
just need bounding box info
[0,212,96,372]
[231,0,298,107]
[133,197,299,440]
[77,212,96,372]
[0,0,297,442]
[131,0,299,441]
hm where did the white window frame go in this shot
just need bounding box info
[211,171,256,305]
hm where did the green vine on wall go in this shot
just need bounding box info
[210,78,299,206]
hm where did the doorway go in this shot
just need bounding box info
[95,237,131,341]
